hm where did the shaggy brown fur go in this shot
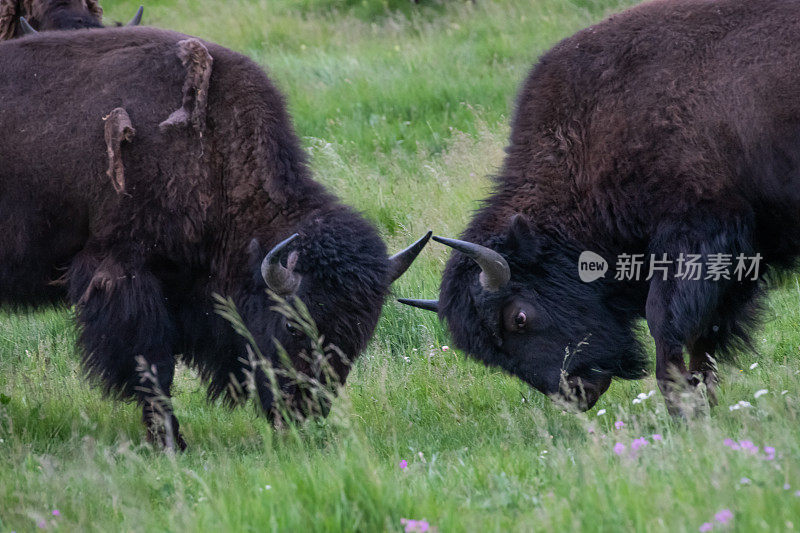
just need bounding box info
[428,0,800,414]
[0,0,103,40]
[0,27,426,449]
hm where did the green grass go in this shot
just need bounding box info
[2,0,800,531]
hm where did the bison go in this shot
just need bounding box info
[401,0,800,414]
[0,0,142,40]
[0,27,429,449]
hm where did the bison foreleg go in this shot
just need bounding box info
[646,214,752,415]
[688,334,718,406]
[68,251,187,450]
[645,277,696,416]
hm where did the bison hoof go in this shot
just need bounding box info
[144,412,188,451]
[146,425,188,452]
[660,373,715,419]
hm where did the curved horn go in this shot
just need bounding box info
[261,233,302,296]
[127,6,144,26]
[387,230,432,283]
[19,17,37,35]
[432,235,510,291]
[397,298,439,313]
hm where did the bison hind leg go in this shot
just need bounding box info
[68,250,186,450]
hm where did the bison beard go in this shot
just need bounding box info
[0,27,428,449]
[402,0,800,415]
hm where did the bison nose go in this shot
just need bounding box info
[558,375,612,411]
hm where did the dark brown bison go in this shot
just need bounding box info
[401,0,800,414]
[0,27,428,449]
[0,0,142,40]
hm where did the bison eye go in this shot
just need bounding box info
[502,300,538,333]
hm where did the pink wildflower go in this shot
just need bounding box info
[37,521,46,529]
[399,460,408,470]
[631,437,649,451]
[764,446,776,460]
[699,522,713,532]
[51,510,60,517]
[739,440,756,453]
[614,420,624,429]
[613,442,625,455]
[401,518,430,532]
[652,434,663,441]
[714,509,733,525]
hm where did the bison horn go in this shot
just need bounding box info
[261,233,302,296]
[127,6,144,26]
[19,17,37,35]
[397,298,439,313]
[432,235,510,291]
[387,230,432,282]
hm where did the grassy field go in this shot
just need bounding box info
[2,0,800,530]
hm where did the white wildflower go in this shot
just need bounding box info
[754,389,769,399]
[729,400,753,411]
[749,362,759,370]
[597,409,606,416]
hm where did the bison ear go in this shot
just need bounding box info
[506,214,534,249]
[247,238,265,270]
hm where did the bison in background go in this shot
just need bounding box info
[401,0,800,415]
[0,27,428,449]
[0,0,142,40]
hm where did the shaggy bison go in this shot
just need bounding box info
[401,0,800,413]
[0,27,428,449]
[0,0,142,40]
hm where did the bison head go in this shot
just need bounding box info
[0,1,142,40]
[401,215,646,411]
[244,211,430,421]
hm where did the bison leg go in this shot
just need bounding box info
[68,250,187,450]
[688,334,718,406]
[646,280,694,416]
[646,214,752,415]
[646,268,723,416]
